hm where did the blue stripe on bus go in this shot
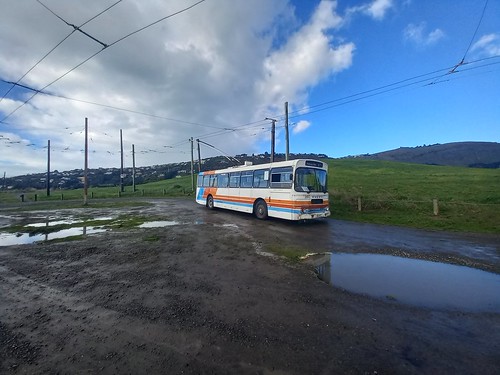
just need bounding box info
[268,206,301,214]
[196,188,205,201]
[214,199,252,208]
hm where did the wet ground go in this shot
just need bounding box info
[0,198,499,374]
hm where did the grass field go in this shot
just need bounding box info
[327,159,500,233]
[1,160,499,233]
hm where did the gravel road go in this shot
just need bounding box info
[1,198,499,374]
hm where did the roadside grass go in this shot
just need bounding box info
[267,244,312,262]
[0,176,192,205]
[328,159,500,233]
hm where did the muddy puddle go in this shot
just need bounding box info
[0,216,114,246]
[313,253,500,312]
[139,220,180,228]
[0,227,107,245]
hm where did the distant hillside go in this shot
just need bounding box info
[2,152,328,191]
[353,142,500,168]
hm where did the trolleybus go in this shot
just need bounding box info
[195,159,330,220]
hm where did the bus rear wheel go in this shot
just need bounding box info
[206,195,215,209]
[254,200,268,220]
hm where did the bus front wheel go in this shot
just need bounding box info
[207,195,215,209]
[254,200,268,220]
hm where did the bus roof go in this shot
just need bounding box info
[199,159,327,175]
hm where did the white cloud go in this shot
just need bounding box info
[365,0,394,20]
[256,0,354,115]
[347,0,394,21]
[292,120,311,134]
[403,22,445,47]
[471,33,500,57]
[0,0,355,176]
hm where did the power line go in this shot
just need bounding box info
[459,0,489,67]
[0,77,230,131]
[37,0,109,48]
[0,0,207,124]
[2,55,498,158]
[190,57,500,144]
[0,0,123,103]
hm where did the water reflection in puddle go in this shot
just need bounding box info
[0,227,106,246]
[26,217,114,227]
[138,221,179,228]
[315,253,500,312]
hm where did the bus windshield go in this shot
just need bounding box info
[294,168,327,193]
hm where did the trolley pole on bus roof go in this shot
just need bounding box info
[265,117,277,163]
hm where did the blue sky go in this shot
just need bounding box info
[0,0,499,176]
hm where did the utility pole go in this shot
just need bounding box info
[47,139,51,196]
[196,139,201,173]
[120,129,124,192]
[265,117,277,163]
[3,172,6,190]
[190,137,195,192]
[285,101,289,161]
[83,118,89,205]
[132,144,136,192]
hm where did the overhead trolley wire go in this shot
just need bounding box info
[0,0,123,104]
[455,0,489,70]
[37,0,110,48]
[0,0,207,124]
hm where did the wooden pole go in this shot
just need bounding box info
[285,101,289,161]
[433,199,439,216]
[190,137,195,192]
[357,197,362,212]
[46,139,51,196]
[83,118,88,205]
[271,119,275,163]
[132,144,136,192]
[196,139,201,173]
[120,129,124,192]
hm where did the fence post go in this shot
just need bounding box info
[141,189,145,196]
[91,191,94,199]
[357,197,362,212]
[34,194,37,202]
[118,190,121,198]
[433,198,439,216]
[61,193,64,200]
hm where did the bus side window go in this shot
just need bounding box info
[229,172,240,188]
[217,173,229,187]
[210,175,217,187]
[203,175,211,187]
[253,169,269,188]
[270,167,293,188]
[197,175,203,187]
[240,171,253,188]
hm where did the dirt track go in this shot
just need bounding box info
[1,198,499,374]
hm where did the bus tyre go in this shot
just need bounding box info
[207,195,215,209]
[254,200,268,220]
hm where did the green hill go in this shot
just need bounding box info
[358,141,500,168]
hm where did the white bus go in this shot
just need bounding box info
[195,159,330,220]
